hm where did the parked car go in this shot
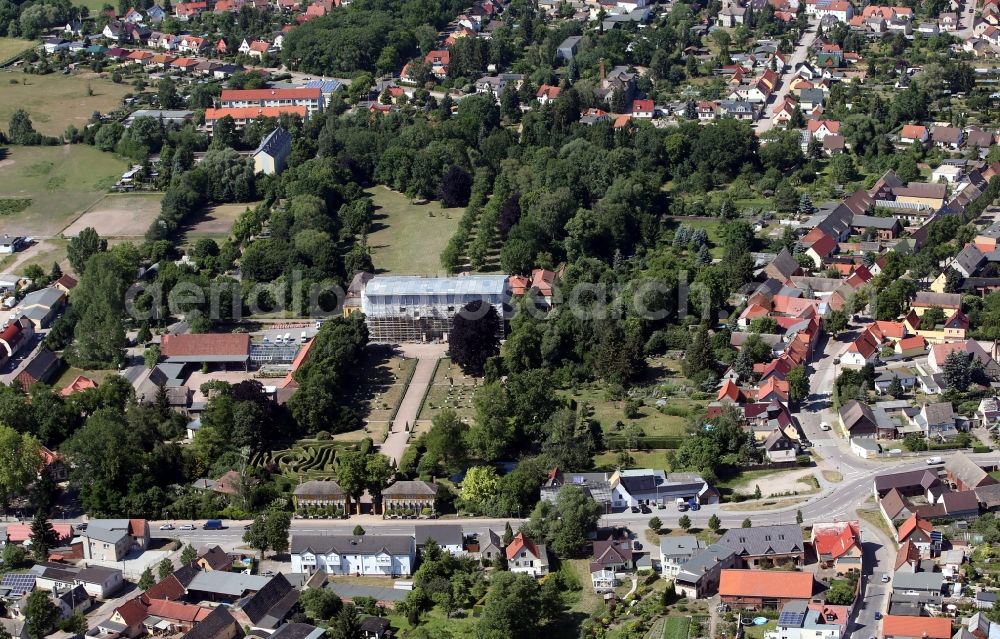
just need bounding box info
[203,519,224,530]
[630,506,640,513]
[179,523,195,531]
[820,422,831,431]
[75,523,87,530]
[881,574,890,583]
[926,456,943,465]
[875,612,882,620]
[159,523,174,530]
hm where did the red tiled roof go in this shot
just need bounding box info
[145,575,186,601]
[900,124,928,140]
[719,570,814,599]
[205,106,307,121]
[897,335,926,351]
[54,274,78,290]
[893,540,920,570]
[115,597,148,627]
[506,532,541,561]
[718,379,743,403]
[812,521,860,560]
[807,233,838,259]
[60,375,97,396]
[882,615,951,639]
[146,599,213,623]
[807,119,840,134]
[897,513,932,542]
[160,333,250,357]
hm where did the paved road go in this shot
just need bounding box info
[851,521,894,639]
[378,343,447,464]
[755,17,819,134]
[957,0,978,39]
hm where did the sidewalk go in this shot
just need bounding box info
[379,345,445,463]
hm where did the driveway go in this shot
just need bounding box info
[755,17,820,134]
[378,343,447,464]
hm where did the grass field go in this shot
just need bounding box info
[367,186,462,275]
[0,71,132,136]
[0,145,128,235]
[568,387,695,438]
[0,38,35,62]
[54,366,118,390]
[183,202,257,242]
[593,449,670,471]
[64,193,163,238]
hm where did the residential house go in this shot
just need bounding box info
[659,536,705,578]
[536,84,561,105]
[414,524,464,555]
[290,535,416,576]
[716,524,806,566]
[12,286,66,329]
[252,127,292,176]
[899,124,930,145]
[31,562,124,599]
[631,99,654,118]
[839,400,877,437]
[196,546,233,572]
[811,521,862,574]
[932,125,965,149]
[610,470,717,509]
[895,335,927,358]
[204,106,308,129]
[673,544,739,598]
[506,533,548,577]
[909,402,959,439]
[841,331,880,366]
[896,514,938,555]
[15,348,60,389]
[556,35,582,59]
[424,50,450,79]
[873,468,942,499]
[81,519,150,562]
[763,428,798,462]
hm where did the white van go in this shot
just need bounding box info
[300,331,308,343]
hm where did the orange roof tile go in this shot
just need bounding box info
[719,570,814,599]
[882,615,951,638]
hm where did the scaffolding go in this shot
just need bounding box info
[361,275,509,343]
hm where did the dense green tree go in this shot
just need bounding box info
[23,590,60,639]
[449,300,501,376]
[524,485,602,558]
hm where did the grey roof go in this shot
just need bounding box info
[381,480,436,497]
[293,480,345,498]
[186,571,271,597]
[269,623,324,639]
[852,214,900,230]
[291,535,415,557]
[716,524,804,557]
[181,605,244,639]
[558,35,582,49]
[956,245,987,274]
[763,428,795,451]
[20,348,59,383]
[20,287,63,309]
[239,573,297,627]
[946,453,996,488]
[359,617,391,634]
[874,468,941,493]
[799,88,825,104]
[76,565,122,584]
[413,524,463,547]
[892,571,944,591]
[659,535,704,557]
[676,544,737,583]
[254,127,291,158]
[923,401,955,425]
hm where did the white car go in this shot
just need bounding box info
[881,574,890,583]
[926,456,943,465]
[179,523,195,531]
[159,523,174,530]
[820,422,831,431]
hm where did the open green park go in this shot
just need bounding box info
[367,186,463,275]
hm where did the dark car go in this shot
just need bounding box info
[630,506,640,513]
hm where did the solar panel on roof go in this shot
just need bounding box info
[1,574,35,596]
[777,611,805,627]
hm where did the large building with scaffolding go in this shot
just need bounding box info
[361,275,509,343]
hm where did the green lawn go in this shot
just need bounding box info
[593,449,670,471]
[367,186,462,275]
[744,620,776,639]
[0,37,35,62]
[0,71,132,136]
[53,366,119,390]
[565,387,696,439]
[662,617,691,639]
[0,145,128,235]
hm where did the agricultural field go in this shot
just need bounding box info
[0,38,35,63]
[367,186,462,275]
[0,145,128,235]
[249,440,358,480]
[417,357,481,422]
[63,193,163,238]
[0,71,132,136]
[183,201,258,242]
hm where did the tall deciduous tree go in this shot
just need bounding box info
[449,300,501,376]
[23,590,60,639]
[67,227,106,275]
[0,425,41,512]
